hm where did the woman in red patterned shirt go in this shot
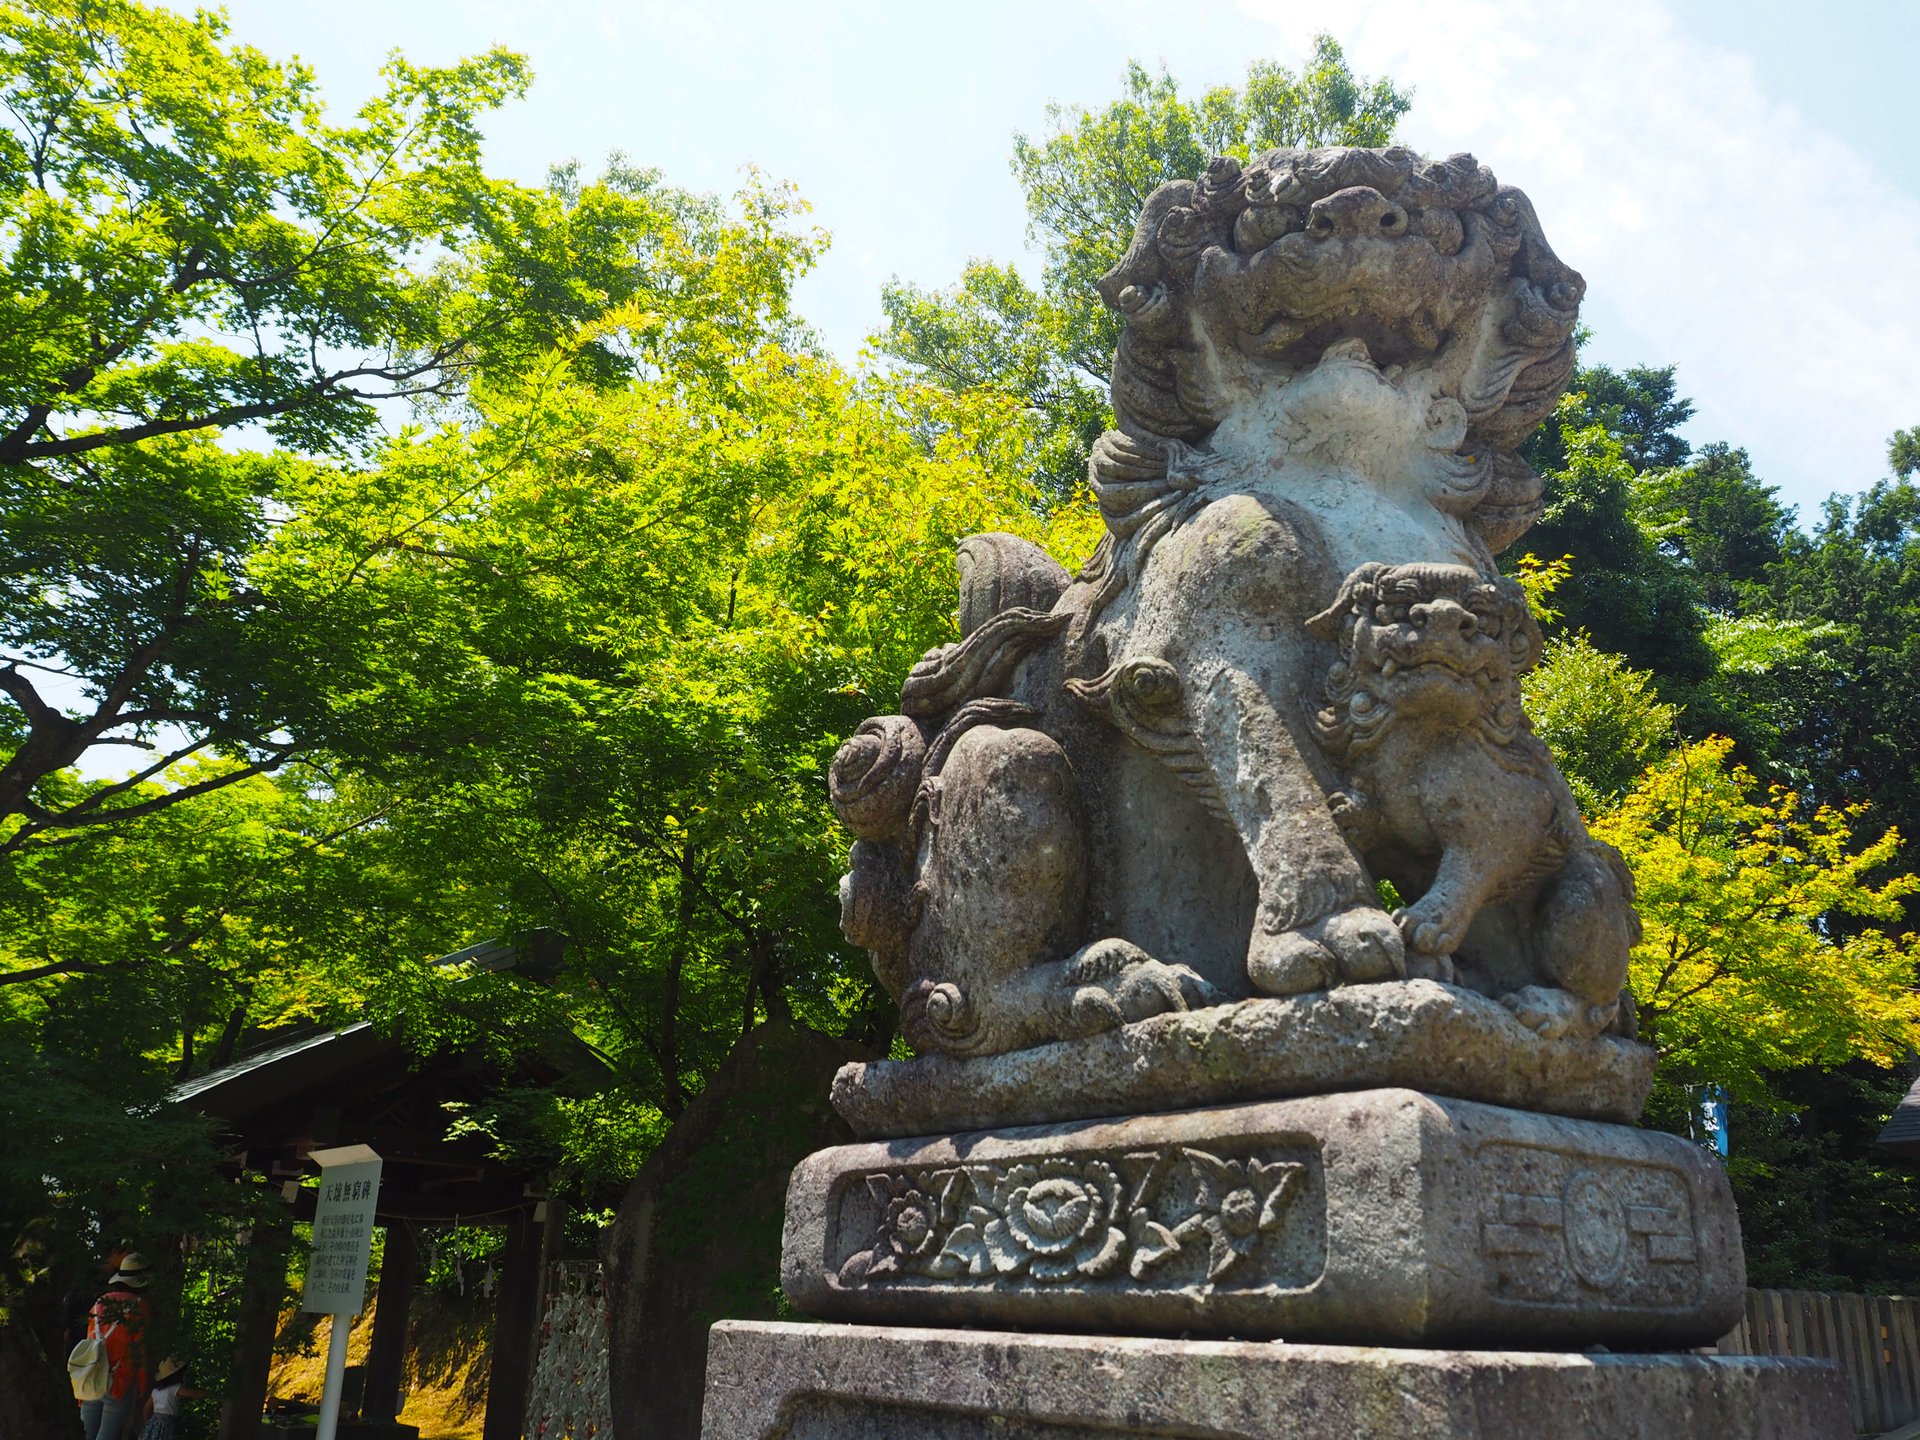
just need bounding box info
[77,1252,154,1440]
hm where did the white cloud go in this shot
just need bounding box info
[1239,0,1920,513]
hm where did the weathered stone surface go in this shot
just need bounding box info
[700,1320,1851,1440]
[833,980,1652,1138]
[785,1090,1740,1350]
[826,146,1643,1086]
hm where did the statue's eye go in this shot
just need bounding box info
[1374,604,1393,622]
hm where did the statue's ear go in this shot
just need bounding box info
[1303,604,1346,642]
[1305,564,1385,640]
[1500,584,1546,668]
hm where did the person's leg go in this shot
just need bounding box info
[78,1398,103,1440]
[102,1391,135,1440]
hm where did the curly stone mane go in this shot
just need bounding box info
[1091,146,1585,557]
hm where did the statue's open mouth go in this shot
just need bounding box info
[1250,300,1452,371]
[1208,220,1494,372]
[1376,647,1493,682]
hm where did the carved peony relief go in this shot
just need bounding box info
[835,1146,1314,1292]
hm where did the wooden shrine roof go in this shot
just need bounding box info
[169,932,609,1221]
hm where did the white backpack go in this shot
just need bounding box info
[66,1314,117,1402]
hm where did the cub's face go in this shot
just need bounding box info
[1351,588,1516,724]
[1318,564,1540,734]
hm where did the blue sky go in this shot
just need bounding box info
[214,0,1920,523]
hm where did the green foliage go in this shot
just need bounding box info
[1590,737,1920,1110]
[0,2,812,849]
[880,41,1408,499]
[1637,443,1792,612]
[329,337,1055,1118]
[0,762,491,1066]
[423,1225,503,1296]
[1719,1065,1920,1293]
[1769,478,1920,858]
[1523,634,1677,814]
[445,1087,668,1197]
[1508,394,1715,691]
[1889,426,1920,480]
[1524,363,1694,474]
[1702,614,1845,677]
[1508,552,1574,623]
[879,260,1109,502]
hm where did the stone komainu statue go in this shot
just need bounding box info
[831,146,1638,1060]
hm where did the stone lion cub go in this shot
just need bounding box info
[1307,561,1639,1039]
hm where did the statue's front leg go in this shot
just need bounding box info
[1195,660,1405,995]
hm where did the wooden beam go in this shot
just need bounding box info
[481,1210,542,1440]
[286,1184,529,1224]
[216,1209,293,1440]
[361,1222,417,1422]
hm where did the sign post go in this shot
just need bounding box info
[303,1145,382,1440]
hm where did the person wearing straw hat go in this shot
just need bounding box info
[77,1252,154,1440]
[139,1358,207,1440]
[61,1244,131,1354]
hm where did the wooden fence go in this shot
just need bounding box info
[1721,1289,1920,1436]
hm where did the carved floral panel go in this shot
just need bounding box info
[830,1141,1324,1294]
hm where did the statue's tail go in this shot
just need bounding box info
[956,532,1069,636]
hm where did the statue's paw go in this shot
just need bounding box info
[1063,939,1218,1037]
[1066,986,1127,1035]
[1246,928,1333,996]
[1064,936,1139,984]
[1391,900,1465,960]
[1313,905,1407,984]
[1248,906,1407,995]
[1500,984,1609,1041]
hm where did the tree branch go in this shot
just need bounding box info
[0,347,470,464]
[0,957,106,986]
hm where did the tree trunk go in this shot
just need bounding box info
[602,1021,870,1440]
[0,1310,74,1440]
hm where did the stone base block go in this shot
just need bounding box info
[783,1089,1744,1349]
[700,1321,1850,1439]
[832,981,1654,1138]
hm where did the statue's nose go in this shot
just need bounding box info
[1411,598,1476,637]
[1306,186,1409,240]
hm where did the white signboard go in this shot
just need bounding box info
[302,1144,382,1316]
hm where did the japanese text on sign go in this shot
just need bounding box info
[301,1149,382,1316]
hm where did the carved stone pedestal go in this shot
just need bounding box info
[831,981,1656,1138]
[699,1321,1850,1440]
[782,1090,1743,1349]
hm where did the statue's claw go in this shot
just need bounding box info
[1061,938,1218,1036]
[1316,905,1406,983]
[1393,895,1472,961]
[1245,928,1333,996]
[1246,905,1406,995]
